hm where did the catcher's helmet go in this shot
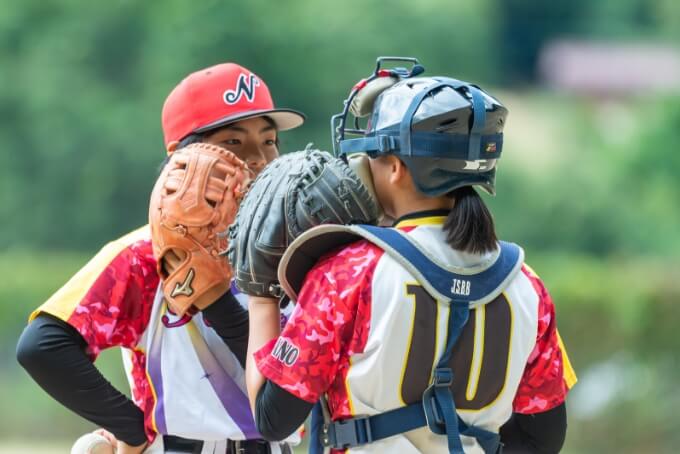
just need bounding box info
[333,57,508,196]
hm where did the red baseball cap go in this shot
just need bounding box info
[161,63,305,145]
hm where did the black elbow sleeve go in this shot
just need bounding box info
[17,314,86,372]
[500,403,567,454]
[256,417,287,442]
[16,321,41,372]
[15,314,148,446]
[255,380,314,441]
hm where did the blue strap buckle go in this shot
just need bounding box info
[322,415,373,448]
[433,368,453,387]
[422,387,446,435]
[377,135,398,153]
[422,368,454,435]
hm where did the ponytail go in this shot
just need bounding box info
[443,186,498,254]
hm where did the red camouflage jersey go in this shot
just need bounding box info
[30,226,161,441]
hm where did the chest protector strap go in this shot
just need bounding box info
[279,224,523,454]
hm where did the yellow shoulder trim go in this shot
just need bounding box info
[29,225,151,323]
[557,330,578,389]
[395,216,448,228]
[522,262,540,279]
[116,224,151,246]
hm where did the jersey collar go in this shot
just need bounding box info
[393,209,450,228]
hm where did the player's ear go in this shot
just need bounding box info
[388,155,408,185]
[166,140,180,155]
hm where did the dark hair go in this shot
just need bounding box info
[178,132,206,149]
[157,132,205,172]
[443,186,498,254]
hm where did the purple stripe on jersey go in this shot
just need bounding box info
[147,317,168,435]
[187,323,260,439]
[230,280,249,307]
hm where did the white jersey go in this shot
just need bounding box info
[122,286,298,450]
[28,225,299,452]
[343,224,538,453]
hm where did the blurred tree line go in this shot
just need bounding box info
[1,0,679,255]
[1,1,680,452]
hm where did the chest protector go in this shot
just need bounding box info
[279,224,523,454]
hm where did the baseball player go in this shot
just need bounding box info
[237,58,577,453]
[16,62,305,454]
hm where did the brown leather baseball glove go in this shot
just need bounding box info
[149,143,252,316]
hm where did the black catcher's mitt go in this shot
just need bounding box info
[226,148,380,298]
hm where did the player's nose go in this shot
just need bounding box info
[246,152,267,175]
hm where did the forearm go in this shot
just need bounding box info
[201,290,249,367]
[245,296,281,412]
[16,314,147,446]
[255,380,314,441]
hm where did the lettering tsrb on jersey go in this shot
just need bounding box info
[271,337,300,366]
[451,278,471,296]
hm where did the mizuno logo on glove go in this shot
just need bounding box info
[171,268,196,297]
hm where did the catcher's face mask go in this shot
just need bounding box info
[332,56,508,197]
[346,153,385,222]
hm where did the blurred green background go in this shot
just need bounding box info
[2,0,680,452]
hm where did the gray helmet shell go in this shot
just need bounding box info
[368,77,507,196]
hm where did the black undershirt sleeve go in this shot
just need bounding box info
[201,291,249,368]
[16,314,147,446]
[499,403,567,453]
[255,379,314,441]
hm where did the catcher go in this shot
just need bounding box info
[17,62,305,454]
[228,58,577,453]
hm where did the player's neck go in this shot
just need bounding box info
[389,189,453,221]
